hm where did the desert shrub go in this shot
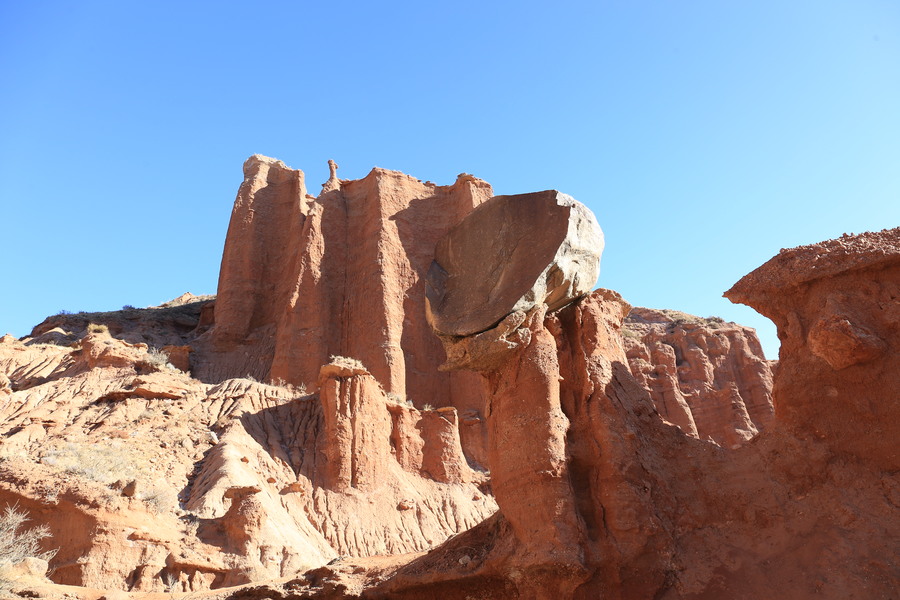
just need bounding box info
[422,403,434,411]
[161,570,180,594]
[145,347,172,369]
[139,485,178,515]
[87,323,109,334]
[705,316,727,329]
[122,305,136,310]
[328,355,365,370]
[0,505,56,593]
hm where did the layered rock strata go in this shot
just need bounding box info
[195,155,491,465]
[623,307,775,447]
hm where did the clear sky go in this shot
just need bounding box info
[2,0,898,360]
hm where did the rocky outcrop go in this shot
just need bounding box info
[317,358,394,492]
[623,308,774,447]
[364,221,900,599]
[196,155,491,465]
[726,228,900,470]
[0,326,496,593]
[28,296,214,353]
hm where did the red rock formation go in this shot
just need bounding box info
[0,327,496,593]
[726,228,900,471]
[196,155,491,465]
[365,272,898,599]
[623,307,774,447]
[318,358,393,492]
[3,156,898,600]
[360,225,898,599]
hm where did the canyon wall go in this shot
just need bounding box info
[623,308,775,447]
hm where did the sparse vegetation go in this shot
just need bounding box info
[41,442,132,484]
[139,485,178,515]
[87,323,109,334]
[272,378,308,395]
[40,442,176,514]
[328,355,366,370]
[145,347,172,370]
[652,309,732,329]
[161,570,179,596]
[386,392,405,405]
[621,327,642,340]
[0,505,56,593]
[422,403,434,411]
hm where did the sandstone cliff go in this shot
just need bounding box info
[195,155,492,466]
[623,307,775,448]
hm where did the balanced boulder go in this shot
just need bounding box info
[425,190,603,337]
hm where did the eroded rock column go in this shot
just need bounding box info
[426,190,603,573]
[318,359,393,491]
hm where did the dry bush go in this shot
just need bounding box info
[138,485,178,515]
[0,505,56,593]
[328,355,365,370]
[87,323,109,334]
[145,347,173,369]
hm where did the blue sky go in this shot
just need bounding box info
[1,0,898,360]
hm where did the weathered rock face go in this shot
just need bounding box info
[425,190,603,337]
[726,228,900,471]
[370,245,899,599]
[317,358,394,492]
[0,325,496,594]
[196,155,491,465]
[623,308,775,448]
[28,297,214,357]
